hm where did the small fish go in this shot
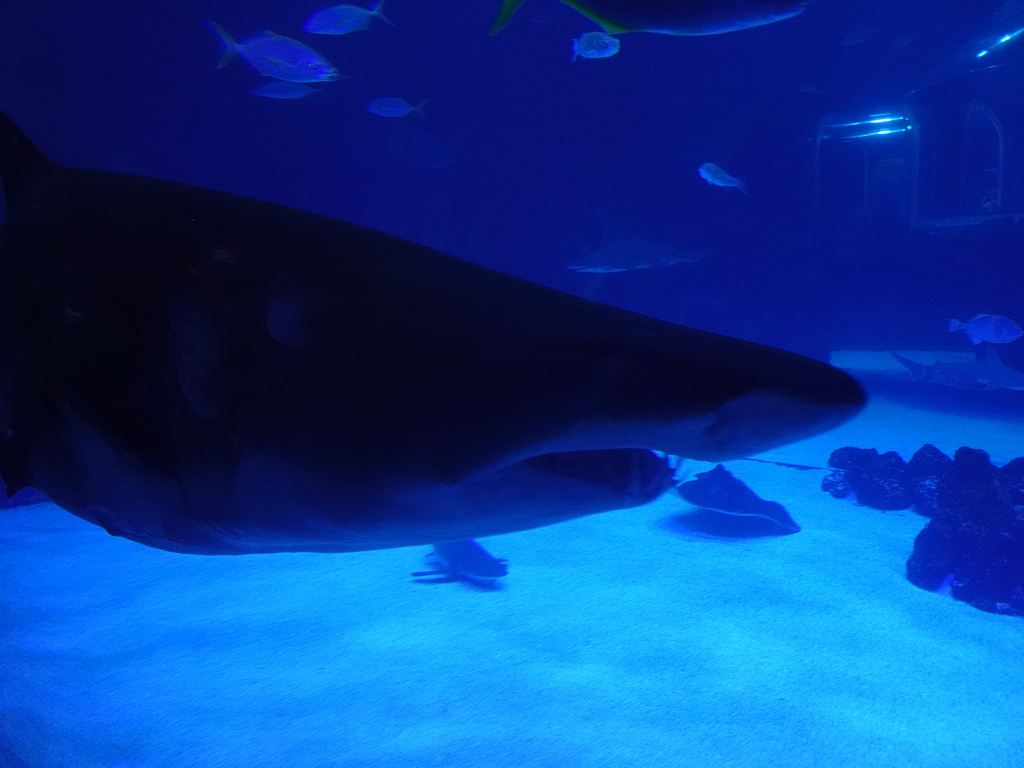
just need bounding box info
[365,97,427,119]
[204,21,339,83]
[698,162,747,194]
[948,314,1023,345]
[303,1,394,35]
[572,31,620,61]
[251,82,319,99]
[491,0,810,36]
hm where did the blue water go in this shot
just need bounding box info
[4,1,1024,766]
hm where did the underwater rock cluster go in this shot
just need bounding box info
[821,444,951,513]
[824,444,1024,616]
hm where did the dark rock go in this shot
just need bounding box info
[904,444,952,517]
[906,446,1024,616]
[821,470,850,499]
[827,446,875,471]
[998,457,1024,508]
[822,446,911,510]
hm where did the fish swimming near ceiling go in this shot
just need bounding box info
[491,0,810,36]
[0,112,862,556]
[303,1,394,35]
[572,31,620,61]
[204,21,340,83]
[698,162,747,194]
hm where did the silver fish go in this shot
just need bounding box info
[365,97,427,119]
[251,82,319,99]
[947,314,1023,345]
[572,31,620,61]
[698,162,747,194]
[303,1,394,35]
[204,21,339,83]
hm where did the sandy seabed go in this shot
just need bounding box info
[3,373,1024,768]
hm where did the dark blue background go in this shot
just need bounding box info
[0,0,1017,359]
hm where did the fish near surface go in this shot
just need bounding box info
[303,1,394,35]
[491,0,810,35]
[698,162,746,193]
[204,21,340,83]
[0,113,863,556]
[572,31,620,61]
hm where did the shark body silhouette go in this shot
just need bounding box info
[0,113,863,554]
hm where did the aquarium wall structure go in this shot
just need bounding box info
[3,1,1024,767]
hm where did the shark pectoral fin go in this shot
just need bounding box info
[489,0,526,34]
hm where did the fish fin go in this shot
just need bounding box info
[414,100,428,121]
[947,319,962,332]
[0,112,57,211]
[203,20,238,69]
[372,0,395,25]
[168,298,228,420]
[891,352,927,381]
[560,0,636,34]
[489,0,526,35]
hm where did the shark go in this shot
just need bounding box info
[891,348,1024,391]
[490,0,810,36]
[0,112,863,555]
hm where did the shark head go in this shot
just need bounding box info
[0,112,863,554]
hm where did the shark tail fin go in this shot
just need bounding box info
[371,0,395,25]
[0,112,56,213]
[203,20,239,69]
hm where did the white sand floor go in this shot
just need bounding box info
[2,392,1024,768]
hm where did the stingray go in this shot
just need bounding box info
[676,463,800,533]
[0,112,863,555]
